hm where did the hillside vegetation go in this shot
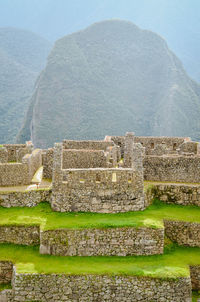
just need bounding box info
[18,20,200,148]
[0,27,51,143]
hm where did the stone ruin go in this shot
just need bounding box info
[0,132,200,301]
[51,132,145,213]
[0,142,42,187]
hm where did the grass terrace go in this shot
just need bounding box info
[193,291,200,302]
[0,199,199,230]
[0,283,12,291]
[0,243,199,278]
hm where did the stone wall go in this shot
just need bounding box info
[16,147,32,162]
[3,144,27,162]
[0,261,13,284]
[12,271,192,302]
[0,148,42,187]
[52,168,145,213]
[145,183,200,207]
[2,143,34,163]
[0,163,29,186]
[62,150,108,169]
[164,220,200,247]
[22,149,42,182]
[42,148,54,179]
[52,142,145,213]
[62,140,114,150]
[40,227,164,256]
[0,262,13,302]
[0,289,13,302]
[124,132,135,167]
[179,141,198,155]
[0,226,40,245]
[144,156,200,183]
[135,136,188,155]
[0,188,51,207]
[0,147,8,163]
[190,266,200,290]
[110,135,188,156]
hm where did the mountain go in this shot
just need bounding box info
[0,27,52,143]
[17,20,200,148]
[0,0,200,82]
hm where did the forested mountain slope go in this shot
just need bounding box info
[0,27,51,143]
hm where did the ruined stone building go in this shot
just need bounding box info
[0,132,200,301]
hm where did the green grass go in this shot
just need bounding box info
[0,243,199,278]
[192,290,200,302]
[0,283,12,291]
[0,199,200,231]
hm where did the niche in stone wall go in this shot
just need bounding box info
[96,174,101,183]
[128,173,132,183]
[112,173,117,182]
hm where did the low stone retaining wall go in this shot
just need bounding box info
[40,227,164,256]
[190,266,200,290]
[0,226,40,246]
[0,188,51,207]
[12,270,192,302]
[145,183,200,207]
[0,261,13,284]
[164,220,200,247]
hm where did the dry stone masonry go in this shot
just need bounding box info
[0,188,51,208]
[164,220,200,247]
[0,261,13,284]
[0,226,40,246]
[146,182,200,206]
[0,142,42,186]
[51,133,146,213]
[190,266,200,290]
[40,227,164,256]
[144,155,200,183]
[0,132,200,301]
[12,270,192,302]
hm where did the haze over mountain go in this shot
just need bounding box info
[17,20,200,148]
[0,0,199,82]
[0,27,51,143]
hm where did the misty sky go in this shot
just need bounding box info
[0,0,200,80]
[0,0,199,41]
